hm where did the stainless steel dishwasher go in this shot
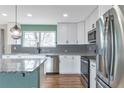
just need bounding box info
[44,55,59,74]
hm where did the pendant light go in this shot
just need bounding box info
[10,5,22,39]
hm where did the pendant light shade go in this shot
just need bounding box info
[10,25,22,39]
[10,5,22,39]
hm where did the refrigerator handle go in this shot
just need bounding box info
[109,15,115,81]
[104,17,110,77]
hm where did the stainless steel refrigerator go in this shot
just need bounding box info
[96,5,124,88]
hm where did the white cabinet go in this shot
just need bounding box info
[59,55,80,74]
[68,24,77,44]
[57,22,86,45]
[57,23,68,44]
[84,7,99,44]
[99,5,113,17]
[90,7,99,29]
[59,56,71,74]
[77,21,85,44]
[57,23,77,45]
[72,56,80,73]
[90,60,96,88]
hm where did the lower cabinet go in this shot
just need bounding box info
[59,55,80,74]
[0,68,40,88]
[90,59,96,88]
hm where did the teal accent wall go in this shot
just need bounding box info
[21,24,57,31]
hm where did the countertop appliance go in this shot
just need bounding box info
[80,57,90,88]
[88,28,96,43]
[44,55,59,74]
[96,5,124,88]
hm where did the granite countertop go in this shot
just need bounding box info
[0,57,47,73]
[2,52,96,57]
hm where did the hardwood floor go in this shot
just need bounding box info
[41,74,84,88]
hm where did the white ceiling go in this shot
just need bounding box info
[0,5,97,24]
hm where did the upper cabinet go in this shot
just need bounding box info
[57,23,68,44]
[57,22,85,45]
[57,23,78,45]
[89,7,99,29]
[67,23,77,44]
[57,5,113,45]
[84,7,99,44]
[98,5,113,17]
[77,21,85,44]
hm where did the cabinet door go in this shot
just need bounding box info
[59,56,65,74]
[66,56,74,74]
[90,7,99,29]
[99,5,112,17]
[57,24,68,44]
[77,22,85,44]
[71,56,81,74]
[67,24,77,44]
[59,56,70,74]
[59,55,80,74]
[65,56,80,74]
[57,23,78,45]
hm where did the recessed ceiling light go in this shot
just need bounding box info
[1,13,7,17]
[27,13,32,17]
[63,13,68,17]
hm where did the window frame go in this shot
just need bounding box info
[22,31,56,48]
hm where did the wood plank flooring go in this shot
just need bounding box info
[41,74,84,88]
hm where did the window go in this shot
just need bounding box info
[23,32,37,47]
[23,31,56,47]
[40,32,56,47]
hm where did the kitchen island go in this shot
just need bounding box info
[0,56,46,88]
